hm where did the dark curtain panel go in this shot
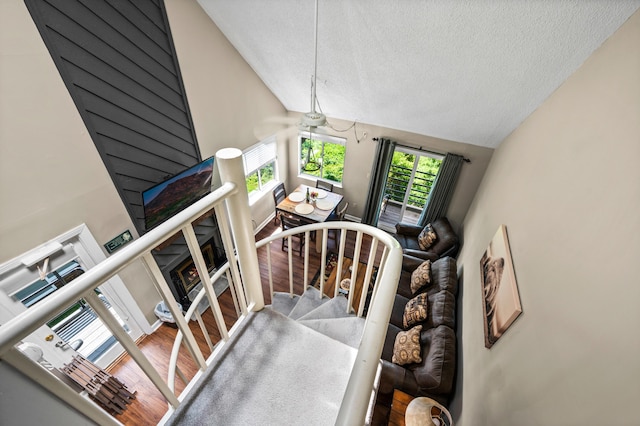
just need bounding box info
[418,153,465,226]
[361,138,396,225]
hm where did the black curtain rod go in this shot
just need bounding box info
[372,137,471,163]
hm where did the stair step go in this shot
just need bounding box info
[298,317,366,349]
[297,295,353,321]
[165,309,356,425]
[287,286,329,320]
[271,292,301,317]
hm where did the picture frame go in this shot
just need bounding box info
[480,225,522,348]
[176,245,215,293]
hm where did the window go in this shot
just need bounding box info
[243,136,278,200]
[299,133,346,184]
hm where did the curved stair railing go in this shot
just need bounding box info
[0,149,402,426]
[166,220,402,425]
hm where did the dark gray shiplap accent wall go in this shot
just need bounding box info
[25,0,201,235]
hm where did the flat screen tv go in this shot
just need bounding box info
[142,157,215,231]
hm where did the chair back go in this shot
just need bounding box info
[272,183,286,205]
[280,214,303,232]
[336,202,349,220]
[316,180,334,192]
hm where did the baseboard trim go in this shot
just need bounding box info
[344,214,361,223]
[254,213,275,235]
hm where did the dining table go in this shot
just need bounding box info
[275,184,344,252]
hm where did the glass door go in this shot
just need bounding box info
[379,148,443,231]
[14,259,135,367]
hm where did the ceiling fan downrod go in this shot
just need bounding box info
[302,0,326,128]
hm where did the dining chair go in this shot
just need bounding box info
[280,215,306,256]
[328,201,349,244]
[272,183,287,225]
[315,180,334,192]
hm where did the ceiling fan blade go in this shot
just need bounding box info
[253,115,298,140]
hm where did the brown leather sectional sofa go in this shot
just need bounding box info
[371,255,458,425]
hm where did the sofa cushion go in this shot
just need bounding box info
[392,325,423,365]
[390,291,456,331]
[393,217,459,261]
[410,260,432,294]
[409,325,456,395]
[393,233,422,251]
[431,257,458,296]
[397,257,458,299]
[403,293,428,329]
[417,224,437,251]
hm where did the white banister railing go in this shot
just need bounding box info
[0,147,402,426]
[251,220,403,426]
[165,220,402,425]
[0,174,242,424]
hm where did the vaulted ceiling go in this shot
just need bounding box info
[197,1,639,148]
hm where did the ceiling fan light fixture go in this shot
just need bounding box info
[300,111,327,128]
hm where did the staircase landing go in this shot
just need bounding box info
[164,308,357,426]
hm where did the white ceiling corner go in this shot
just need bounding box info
[197,0,640,148]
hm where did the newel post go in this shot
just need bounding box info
[216,148,264,310]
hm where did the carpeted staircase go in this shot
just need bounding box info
[165,287,368,426]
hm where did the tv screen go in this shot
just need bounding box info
[142,157,215,230]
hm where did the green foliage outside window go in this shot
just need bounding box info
[246,171,259,194]
[299,136,345,183]
[386,151,442,208]
[246,162,275,195]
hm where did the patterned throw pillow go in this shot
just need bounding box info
[392,325,422,365]
[417,224,437,251]
[403,293,429,329]
[410,260,432,294]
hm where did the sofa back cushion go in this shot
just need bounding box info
[427,218,459,257]
[410,325,456,396]
[397,256,458,298]
[429,257,458,296]
[390,291,456,331]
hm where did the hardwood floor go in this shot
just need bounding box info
[377,202,420,232]
[107,221,393,425]
[108,291,238,425]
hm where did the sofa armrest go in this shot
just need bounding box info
[402,254,424,272]
[403,249,439,262]
[402,251,438,271]
[395,222,424,236]
[378,359,419,397]
[439,243,460,259]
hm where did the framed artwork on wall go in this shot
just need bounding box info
[480,225,522,348]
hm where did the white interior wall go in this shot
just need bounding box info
[453,10,640,425]
[0,362,92,426]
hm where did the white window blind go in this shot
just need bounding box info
[243,136,277,175]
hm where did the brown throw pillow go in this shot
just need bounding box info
[392,325,422,365]
[410,260,432,294]
[417,224,437,251]
[403,293,428,329]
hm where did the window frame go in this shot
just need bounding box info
[298,132,346,186]
[243,136,279,203]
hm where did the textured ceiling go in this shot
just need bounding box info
[197,0,639,148]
